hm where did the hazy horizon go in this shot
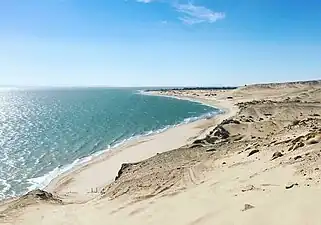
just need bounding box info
[1,78,320,89]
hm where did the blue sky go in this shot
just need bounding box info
[0,0,320,87]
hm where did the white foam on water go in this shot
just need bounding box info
[27,156,93,191]
[0,178,12,199]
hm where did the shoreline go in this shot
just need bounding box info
[0,90,224,202]
[27,102,218,194]
[28,106,215,191]
[41,91,236,201]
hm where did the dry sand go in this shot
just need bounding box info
[1,80,321,225]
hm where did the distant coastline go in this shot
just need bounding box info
[144,86,238,92]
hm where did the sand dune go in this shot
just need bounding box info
[1,80,321,225]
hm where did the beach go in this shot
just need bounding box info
[1,80,321,225]
[0,88,217,200]
[43,91,235,202]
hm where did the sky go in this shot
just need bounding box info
[0,0,320,87]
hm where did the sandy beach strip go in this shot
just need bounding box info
[44,91,237,201]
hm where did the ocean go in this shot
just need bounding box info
[0,88,219,200]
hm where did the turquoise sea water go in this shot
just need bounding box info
[0,88,219,200]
